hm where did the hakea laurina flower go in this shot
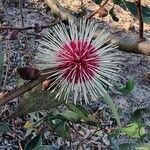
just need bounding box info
[37,20,121,104]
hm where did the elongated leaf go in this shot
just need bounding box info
[63,110,80,123]
[25,135,42,150]
[49,110,81,123]
[11,85,65,117]
[0,123,11,134]
[66,103,96,125]
[102,92,121,128]
[24,128,33,139]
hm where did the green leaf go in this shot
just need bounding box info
[63,110,80,123]
[24,128,33,139]
[130,108,150,122]
[25,135,42,150]
[116,80,135,94]
[135,143,150,150]
[51,120,71,140]
[49,110,80,123]
[95,0,103,5]
[33,145,58,150]
[66,103,96,125]
[102,92,121,128]
[0,123,11,134]
[11,85,65,117]
[122,122,146,138]
[109,5,119,22]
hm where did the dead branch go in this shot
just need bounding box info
[0,68,57,105]
[0,21,60,31]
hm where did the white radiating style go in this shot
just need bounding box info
[37,20,122,104]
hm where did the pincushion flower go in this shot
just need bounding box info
[37,20,121,104]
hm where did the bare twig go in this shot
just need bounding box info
[1,0,11,90]
[19,0,24,27]
[135,0,144,41]
[2,41,10,90]
[0,21,60,31]
[19,0,32,63]
[87,0,109,20]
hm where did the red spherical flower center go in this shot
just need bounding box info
[57,40,100,83]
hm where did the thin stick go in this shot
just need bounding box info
[0,21,59,31]
[135,0,144,41]
[19,0,32,63]
[2,41,10,90]
[87,0,109,20]
[1,0,10,90]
